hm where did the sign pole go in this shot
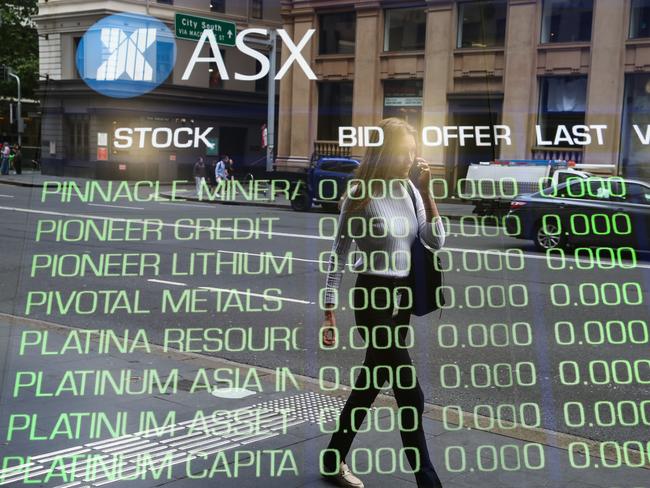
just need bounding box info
[266,30,276,172]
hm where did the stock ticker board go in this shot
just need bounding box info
[2,2,650,488]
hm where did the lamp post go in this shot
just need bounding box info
[8,69,22,146]
[1,65,22,145]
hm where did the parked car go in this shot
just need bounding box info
[504,177,650,251]
[289,156,360,212]
[463,159,594,216]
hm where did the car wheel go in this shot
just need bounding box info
[291,191,312,212]
[534,221,566,251]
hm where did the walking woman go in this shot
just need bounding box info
[320,117,445,488]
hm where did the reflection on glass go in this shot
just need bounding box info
[458,0,507,48]
[319,12,356,55]
[630,0,650,39]
[384,7,426,51]
[541,0,593,43]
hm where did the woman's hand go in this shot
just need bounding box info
[321,309,337,347]
[413,158,441,220]
[414,158,431,190]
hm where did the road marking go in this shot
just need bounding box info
[199,286,314,305]
[146,279,316,305]
[88,203,145,210]
[0,194,15,198]
[147,279,187,287]
[1,204,649,270]
[0,392,345,487]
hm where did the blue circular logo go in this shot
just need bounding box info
[76,13,176,98]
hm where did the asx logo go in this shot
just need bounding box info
[76,13,176,98]
[96,27,157,81]
[78,12,316,99]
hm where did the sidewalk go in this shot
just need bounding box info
[0,172,476,219]
[1,314,645,488]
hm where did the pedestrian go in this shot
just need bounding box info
[320,117,446,488]
[193,156,207,199]
[226,156,235,181]
[8,148,15,173]
[0,142,10,175]
[215,154,228,184]
[12,144,22,175]
[208,159,217,189]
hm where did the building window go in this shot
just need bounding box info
[384,7,426,51]
[541,0,593,43]
[254,59,267,92]
[209,51,226,88]
[319,12,356,55]
[251,0,263,19]
[383,80,423,134]
[73,37,82,79]
[317,82,353,141]
[631,0,650,38]
[538,76,587,146]
[457,0,507,48]
[210,0,225,13]
[157,41,174,84]
[65,115,89,161]
[620,74,650,180]
[157,0,173,4]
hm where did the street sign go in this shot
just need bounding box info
[175,13,236,45]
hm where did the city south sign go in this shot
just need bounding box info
[175,13,236,45]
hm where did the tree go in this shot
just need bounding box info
[0,0,39,100]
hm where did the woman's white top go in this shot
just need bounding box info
[323,179,446,306]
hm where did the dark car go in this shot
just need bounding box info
[504,177,650,251]
[290,156,360,212]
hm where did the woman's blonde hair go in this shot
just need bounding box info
[338,117,417,213]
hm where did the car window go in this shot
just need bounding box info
[337,162,357,173]
[560,178,622,201]
[319,161,339,172]
[623,183,650,205]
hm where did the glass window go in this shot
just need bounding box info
[65,115,89,161]
[254,59,267,92]
[210,0,225,13]
[156,0,173,4]
[383,79,423,134]
[557,179,614,200]
[320,160,357,173]
[209,51,226,89]
[541,0,593,43]
[538,76,587,147]
[624,183,650,204]
[631,0,650,38]
[319,12,356,55]
[157,40,174,84]
[458,0,507,48]
[252,0,263,19]
[317,82,354,140]
[384,7,426,51]
[73,37,82,79]
[620,74,650,180]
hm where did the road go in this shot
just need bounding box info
[0,181,648,449]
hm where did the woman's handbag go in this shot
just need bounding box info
[404,181,445,316]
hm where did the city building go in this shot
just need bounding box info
[34,0,281,180]
[276,0,650,184]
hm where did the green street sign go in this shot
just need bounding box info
[175,13,236,45]
[206,137,219,156]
